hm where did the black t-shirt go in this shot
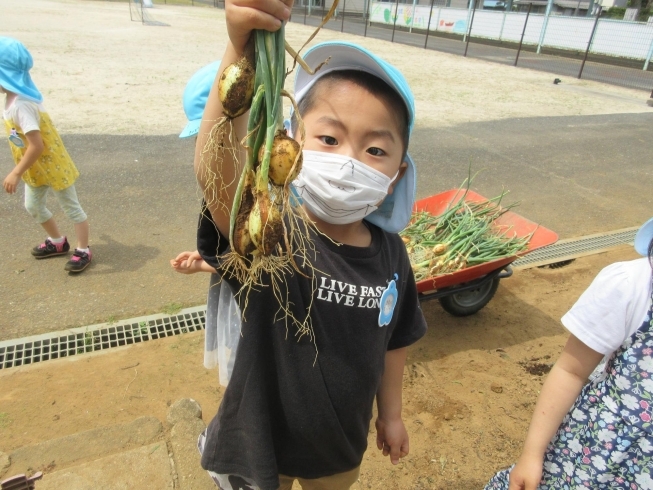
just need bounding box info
[198,210,427,490]
[197,204,226,270]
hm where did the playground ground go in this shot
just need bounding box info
[0,0,652,488]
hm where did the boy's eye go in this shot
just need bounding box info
[367,147,386,157]
[320,136,338,146]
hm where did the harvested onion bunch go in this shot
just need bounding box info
[199,6,339,340]
[401,182,532,282]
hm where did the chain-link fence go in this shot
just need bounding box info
[291,0,653,93]
[131,0,653,93]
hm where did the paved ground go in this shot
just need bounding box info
[410,112,653,236]
[1,111,651,340]
[0,136,208,341]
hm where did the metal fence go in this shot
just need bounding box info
[291,1,653,93]
[144,0,653,93]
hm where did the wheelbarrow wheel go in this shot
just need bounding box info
[438,277,500,317]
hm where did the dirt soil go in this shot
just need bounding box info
[0,246,641,488]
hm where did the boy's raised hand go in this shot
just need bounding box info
[225,0,293,54]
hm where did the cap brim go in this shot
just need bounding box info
[634,217,653,256]
[179,119,200,139]
[364,153,416,233]
[0,66,42,103]
[293,41,417,233]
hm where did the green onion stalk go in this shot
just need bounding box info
[228,26,298,259]
[210,10,338,342]
[401,182,533,281]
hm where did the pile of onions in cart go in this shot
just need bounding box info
[400,184,534,282]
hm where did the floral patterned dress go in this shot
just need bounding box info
[485,290,653,490]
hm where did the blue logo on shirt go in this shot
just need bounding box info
[378,274,399,327]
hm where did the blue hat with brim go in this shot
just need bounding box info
[634,217,653,256]
[180,60,220,138]
[0,37,43,104]
[294,41,416,233]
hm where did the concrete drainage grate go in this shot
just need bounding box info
[514,227,637,269]
[0,306,206,370]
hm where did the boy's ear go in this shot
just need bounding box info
[387,161,408,196]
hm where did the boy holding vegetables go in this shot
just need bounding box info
[195,0,427,488]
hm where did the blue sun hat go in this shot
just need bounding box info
[634,217,653,256]
[293,41,416,234]
[180,60,220,138]
[0,37,43,104]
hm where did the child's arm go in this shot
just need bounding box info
[170,250,217,275]
[375,347,409,465]
[3,130,44,194]
[507,334,604,490]
[194,0,291,238]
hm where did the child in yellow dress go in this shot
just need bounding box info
[1,37,92,272]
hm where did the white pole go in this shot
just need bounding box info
[434,6,442,32]
[410,0,418,32]
[463,0,474,42]
[537,0,554,53]
[499,10,507,40]
[645,34,653,71]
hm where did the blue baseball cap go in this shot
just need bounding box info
[180,61,220,138]
[294,41,416,233]
[634,217,653,256]
[0,37,43,104]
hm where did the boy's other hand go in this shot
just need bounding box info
[375,417,409,465]
[171,250,203,274]
[3,170,20,194]
[225,0,293,55]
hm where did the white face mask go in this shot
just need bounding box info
[293,150,398,225]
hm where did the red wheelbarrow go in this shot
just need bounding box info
[412,189,558,316]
